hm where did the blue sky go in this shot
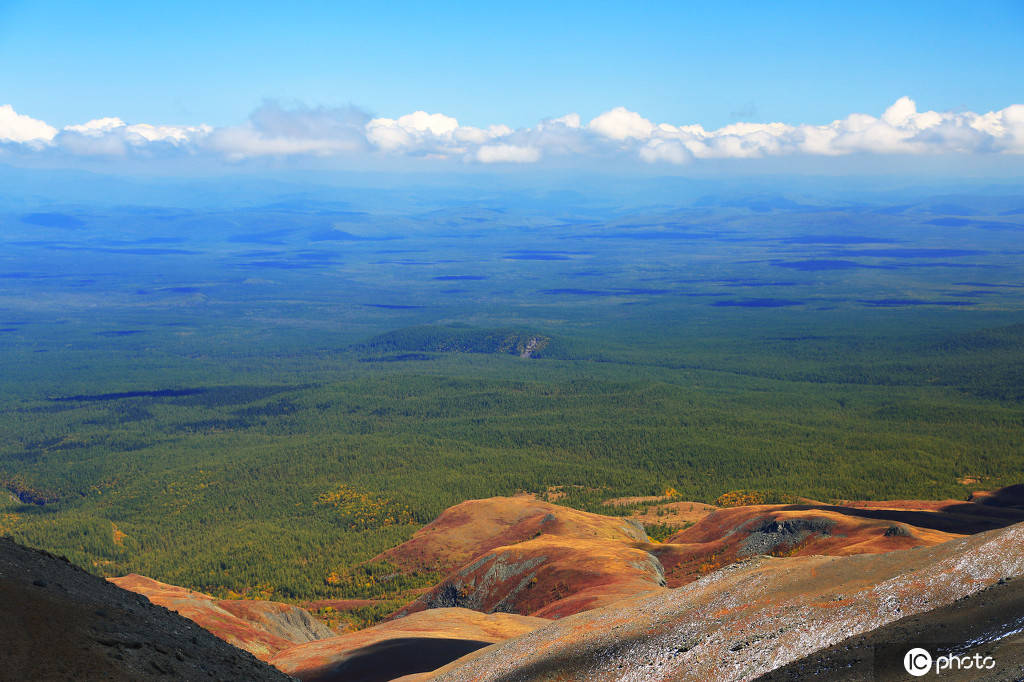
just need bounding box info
[1,1,1022,171]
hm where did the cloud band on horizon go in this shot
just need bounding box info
[2,97,1022,165]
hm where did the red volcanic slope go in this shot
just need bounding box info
[379,490,1024,622]
[104,487,1024,678]
[655,486,1024,587]
[395,535,666,620]
[373,495,649,574]
[654,505,962,587]
[109,574,333,661]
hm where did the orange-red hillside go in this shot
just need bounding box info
[652,486,1024,587]
[395,534,667,619]
[108,486,1024,681]
[374,495,648,574]
[375,490,1024,622]
[654,505,962,586]
[109,574,333,661]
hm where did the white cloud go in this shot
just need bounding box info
[55,117,212,156]
[580,98,1024,163]
[977,104,1024,153]
[125,123,211,143]
[364,111,516,157]
[638,138,691,164]
[881,96,917,126]
[0,104,57,144]
[588,106,655,141]
[547,113,581,129]
[64,117,126,135]
[206,126,359,160]
[366,111,460,152]
[396,111,459,136]
[454,124,513,145]
[205,102,369,160]
[476,144,541,163]
[2,98,1024,165]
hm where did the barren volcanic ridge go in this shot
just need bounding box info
[8,486,1024,681]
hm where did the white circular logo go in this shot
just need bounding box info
[904,648,933,677]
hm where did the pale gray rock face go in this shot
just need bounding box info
[428,522,1024,682]
[222,599,336,642]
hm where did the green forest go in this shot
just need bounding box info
[2,195,1023,614]
[2,315,1022,606]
